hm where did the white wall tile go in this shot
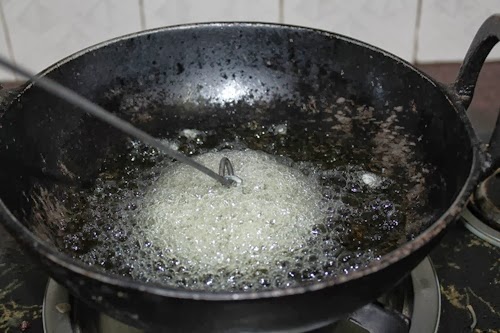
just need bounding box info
[417,0,500,63]
[0,4,15,81]
[283,0,418,62]
[143,0,280,29]
[2,0,142,74]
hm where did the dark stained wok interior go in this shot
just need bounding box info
[0,25,474,293]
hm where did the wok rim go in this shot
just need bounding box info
[0,21,482,301]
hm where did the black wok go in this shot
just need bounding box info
[0,15,499,332]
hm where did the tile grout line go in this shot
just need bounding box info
[0,1,17,80]
[138,0,146,30]
[278,0,284,23]
[412,0,423,65]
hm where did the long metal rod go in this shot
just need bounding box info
[0,55,232,187]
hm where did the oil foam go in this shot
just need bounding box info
[138,149,325,284]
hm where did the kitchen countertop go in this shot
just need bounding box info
[431,223,499,333]
[0,224,46,333]
[1,62,499,332]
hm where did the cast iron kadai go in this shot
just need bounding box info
[0,14,499,333]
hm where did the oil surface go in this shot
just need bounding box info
[59,99,438,291]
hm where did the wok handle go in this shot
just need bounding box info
[452,14,500,173]
[453,14,499,108]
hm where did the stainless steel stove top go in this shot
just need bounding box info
[42,258,440,333]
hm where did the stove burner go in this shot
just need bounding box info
[462,168,500,247]
[462,206,500,247]
[42,258,440,333]
[472,168,500,230]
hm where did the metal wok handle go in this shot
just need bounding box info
[452,14,500,175]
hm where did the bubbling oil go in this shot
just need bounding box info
[138,149,326,288]
[62,137,410,291]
